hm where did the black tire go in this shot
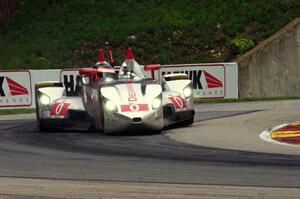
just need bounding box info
[100,100,111,135]
[35,82,63,132]
[181,118,194,126]
[36,101,52,132]
[87,124,96,133]
[36,107,51,132]
[153,129,163,134]
[37,119,52,132]
[98,100,107,134]
[35,90,51,132]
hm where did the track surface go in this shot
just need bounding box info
[1,106,300,190]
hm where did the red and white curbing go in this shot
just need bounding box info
[260,123,300,147]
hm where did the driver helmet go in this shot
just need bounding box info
[93,61,112,69]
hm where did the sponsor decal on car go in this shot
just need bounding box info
[120,83,149,112]
[169,96,187,110]
[42,110,51,118]
[126,83,137,102]
[0,70,32,107]
[50,102,70,118]
[120,104,149,112]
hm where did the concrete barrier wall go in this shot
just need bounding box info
[236,18,300,97]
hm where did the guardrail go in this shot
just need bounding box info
[0,0,21,25]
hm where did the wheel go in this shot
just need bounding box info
[35,82,63,132]
[181,118,194,126]
[35,91,51,132]
[153,129,163,134]
[94,100,107,134]
[36,102,51,132]
[37,118,51,132]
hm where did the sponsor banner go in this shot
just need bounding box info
[0,70,32,107]
[60,69,81,96]
[160,63,238,99]
[59,63,238,99]
[0,62,238,109]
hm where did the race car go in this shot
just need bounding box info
[35,48,194,134]
[123,49,194,126]
[161,73,194,126]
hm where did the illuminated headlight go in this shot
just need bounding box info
[39,94,50,105]
[152,98,161,109]
[105,100,117,111]
[183,86,192,98]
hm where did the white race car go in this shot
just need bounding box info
[35,48,194,134]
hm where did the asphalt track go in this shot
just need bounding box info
[1,102,300,198]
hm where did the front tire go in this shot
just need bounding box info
[153,129,162,134]
[35,91,52,132]
[37,118,51,132]
[181,118,194,126]
[35,104,51,132]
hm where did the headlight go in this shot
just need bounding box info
[39,94,50,105]
[152,97,161,109]
[105,100,117,111]
[183,86,192,98]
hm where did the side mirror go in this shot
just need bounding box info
[82,74,90,85]
[144,64,161,80]
[144,64,161,71]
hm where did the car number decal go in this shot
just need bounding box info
[50,102,70,116]
[121,104,149,112]
[169,96,187,109]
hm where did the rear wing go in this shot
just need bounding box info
[35,81,63,89]
[163,73,188,81]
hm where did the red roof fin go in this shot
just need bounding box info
[97,49,105,62]
[125,47,134,60]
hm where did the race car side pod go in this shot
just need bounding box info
[144,64,161,80]
[97,49,105,62]
[108,49,114,67]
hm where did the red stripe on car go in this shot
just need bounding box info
[121,104,149,112]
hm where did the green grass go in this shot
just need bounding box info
[0,0,299,69]
[0,108,35,115]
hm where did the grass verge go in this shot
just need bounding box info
[0,108,35,115]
